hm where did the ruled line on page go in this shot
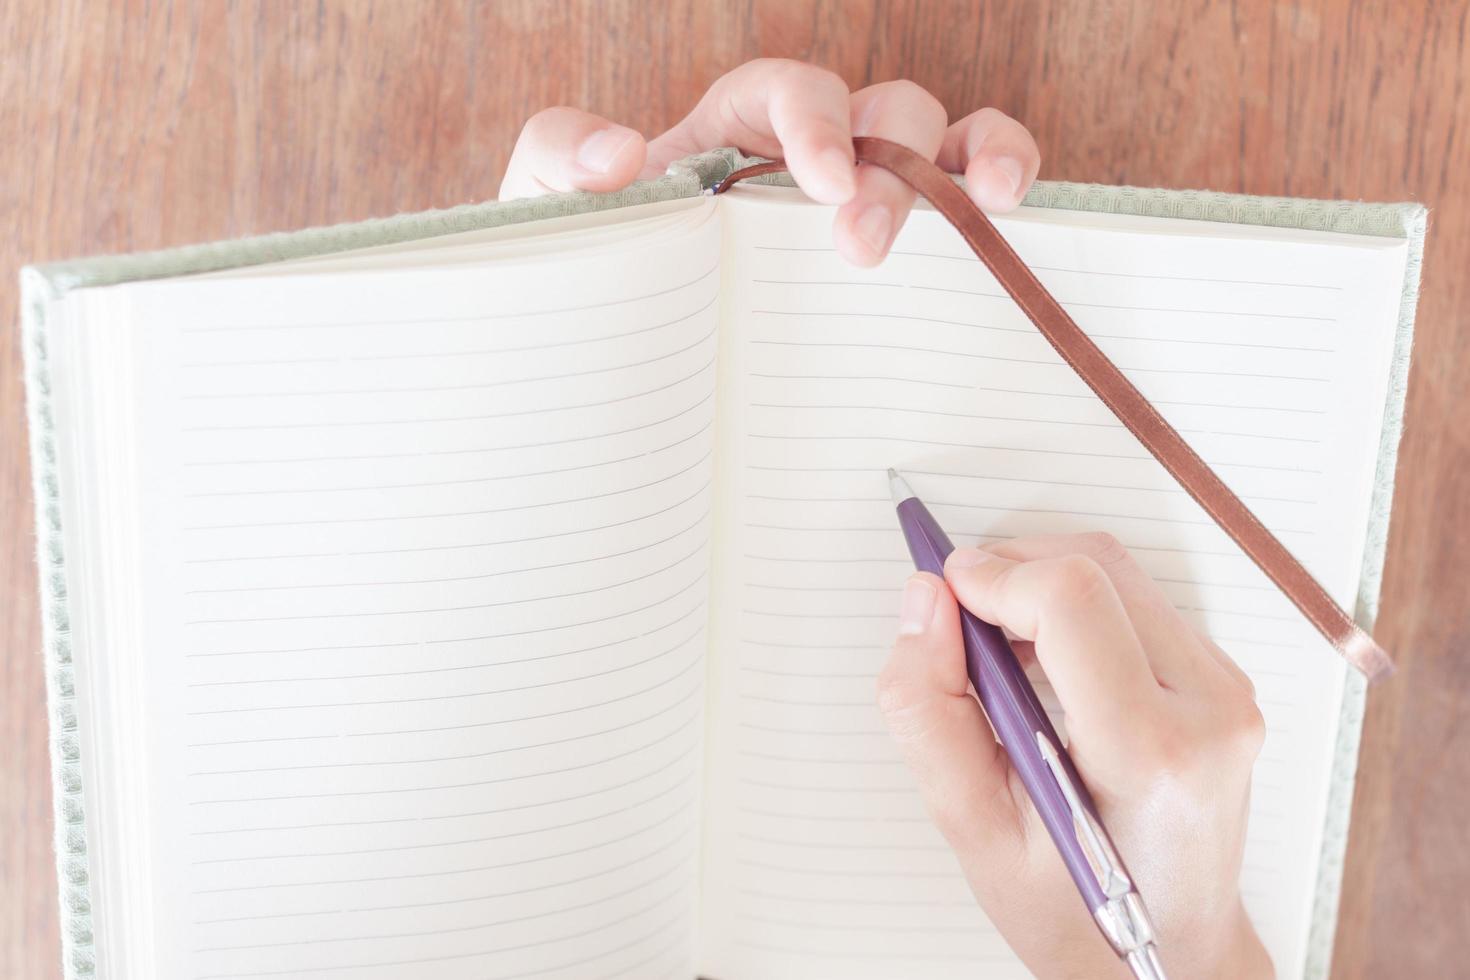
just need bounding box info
[183,480,710,566]
[741,576,1278,597]
[735,810,928,826]
[194,860,696,952]
[750,280,1339,328]
[181,385,715,467]
[744,433,1324,475]
[737,640,889,651]
[185,580,707,663]
[737,779,911,795]
[186,261,719,335]
[191,682,704,776]
[753,306,1338,343]
[182,451,711,532]
[181,293,718,379]
[193,841,698,923]
[742,518,1305,539]
[187,603,705,688]
[737,748,901,764]
[738,665,884,678]
[750,338,1331,383]
[186,629,704,714]
[749,374,1330,416]
[184,512,709,596]
[741,584,892,594]
[742,468,1318,505]
[187,654,706,749]
[192,779,701,865]
[737,833,946,853]
[744,500,1310,534]
[733,940,996,963]
[194,904,691,979]
[735,887,970,908]
[735,912,980,934]
[741,610,891,622]
[183,420,714,500]
[189,718,701,809]
[751,244,1346,290]
[737,723,890,737]
[190,803,697,892]
[190,751,702,839]
[735,858,954,876]
[738,692,881,705]
[749,371,972,390]
[742,553,912,565]
[183,541,706,627]
[183,334,716,427]
[747,401,1323,445]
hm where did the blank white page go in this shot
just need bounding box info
[56,199,723,980]
[697,187,1407,980]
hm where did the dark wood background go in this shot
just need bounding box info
[3,2,1466,976]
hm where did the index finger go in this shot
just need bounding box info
[985,532,1250,695]
[646,59,857,205]
[943,546,1166,788]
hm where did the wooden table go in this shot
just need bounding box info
[3,2,1466,976]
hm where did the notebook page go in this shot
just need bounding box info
[697,187,1406,980]
[59,199,722,980]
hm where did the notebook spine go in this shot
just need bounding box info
[21,266,96,978]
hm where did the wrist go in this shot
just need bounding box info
[1201,906,1273,980]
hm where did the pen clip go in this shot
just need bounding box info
[1035,732,1163,976]
[1035,731,1132,899]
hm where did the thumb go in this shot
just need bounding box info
[499,107,648,200]
[878,572,1023,861]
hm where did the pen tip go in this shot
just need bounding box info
[887,467,915,506]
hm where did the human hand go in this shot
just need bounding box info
[500,58,1040,266]
[878,532,1274,980]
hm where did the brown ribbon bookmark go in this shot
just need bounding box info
[714,136,1393,681]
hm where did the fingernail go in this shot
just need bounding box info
[991,156,1025,199]
[808,146,856,203]
[897,576,937,635]
[946,547,993,571]
[853,204,894,257]
[576,127,637,174]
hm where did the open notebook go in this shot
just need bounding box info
[22,151,1423,980]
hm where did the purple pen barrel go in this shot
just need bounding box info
[894,493,1110,915]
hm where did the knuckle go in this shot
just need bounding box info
[875,662,917,720]
[519,105,578,141]
[872,79,947,127]
[1237,670,1257,700]
[1039,554,1112,609]
[767,59,847,97]
[956,105,1008,131]
[874,666,942,746]
[1226,698,1268,759]
[1073,530,1130,569]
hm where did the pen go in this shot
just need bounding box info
[888,468,1167,980]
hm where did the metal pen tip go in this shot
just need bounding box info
[887,467,916,506]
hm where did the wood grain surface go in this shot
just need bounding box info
[2,2,1466,977]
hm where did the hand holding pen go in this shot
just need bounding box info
[882,472,1273,980]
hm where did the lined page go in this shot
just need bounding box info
[698,187,1407,980]
[83,200,721,980]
